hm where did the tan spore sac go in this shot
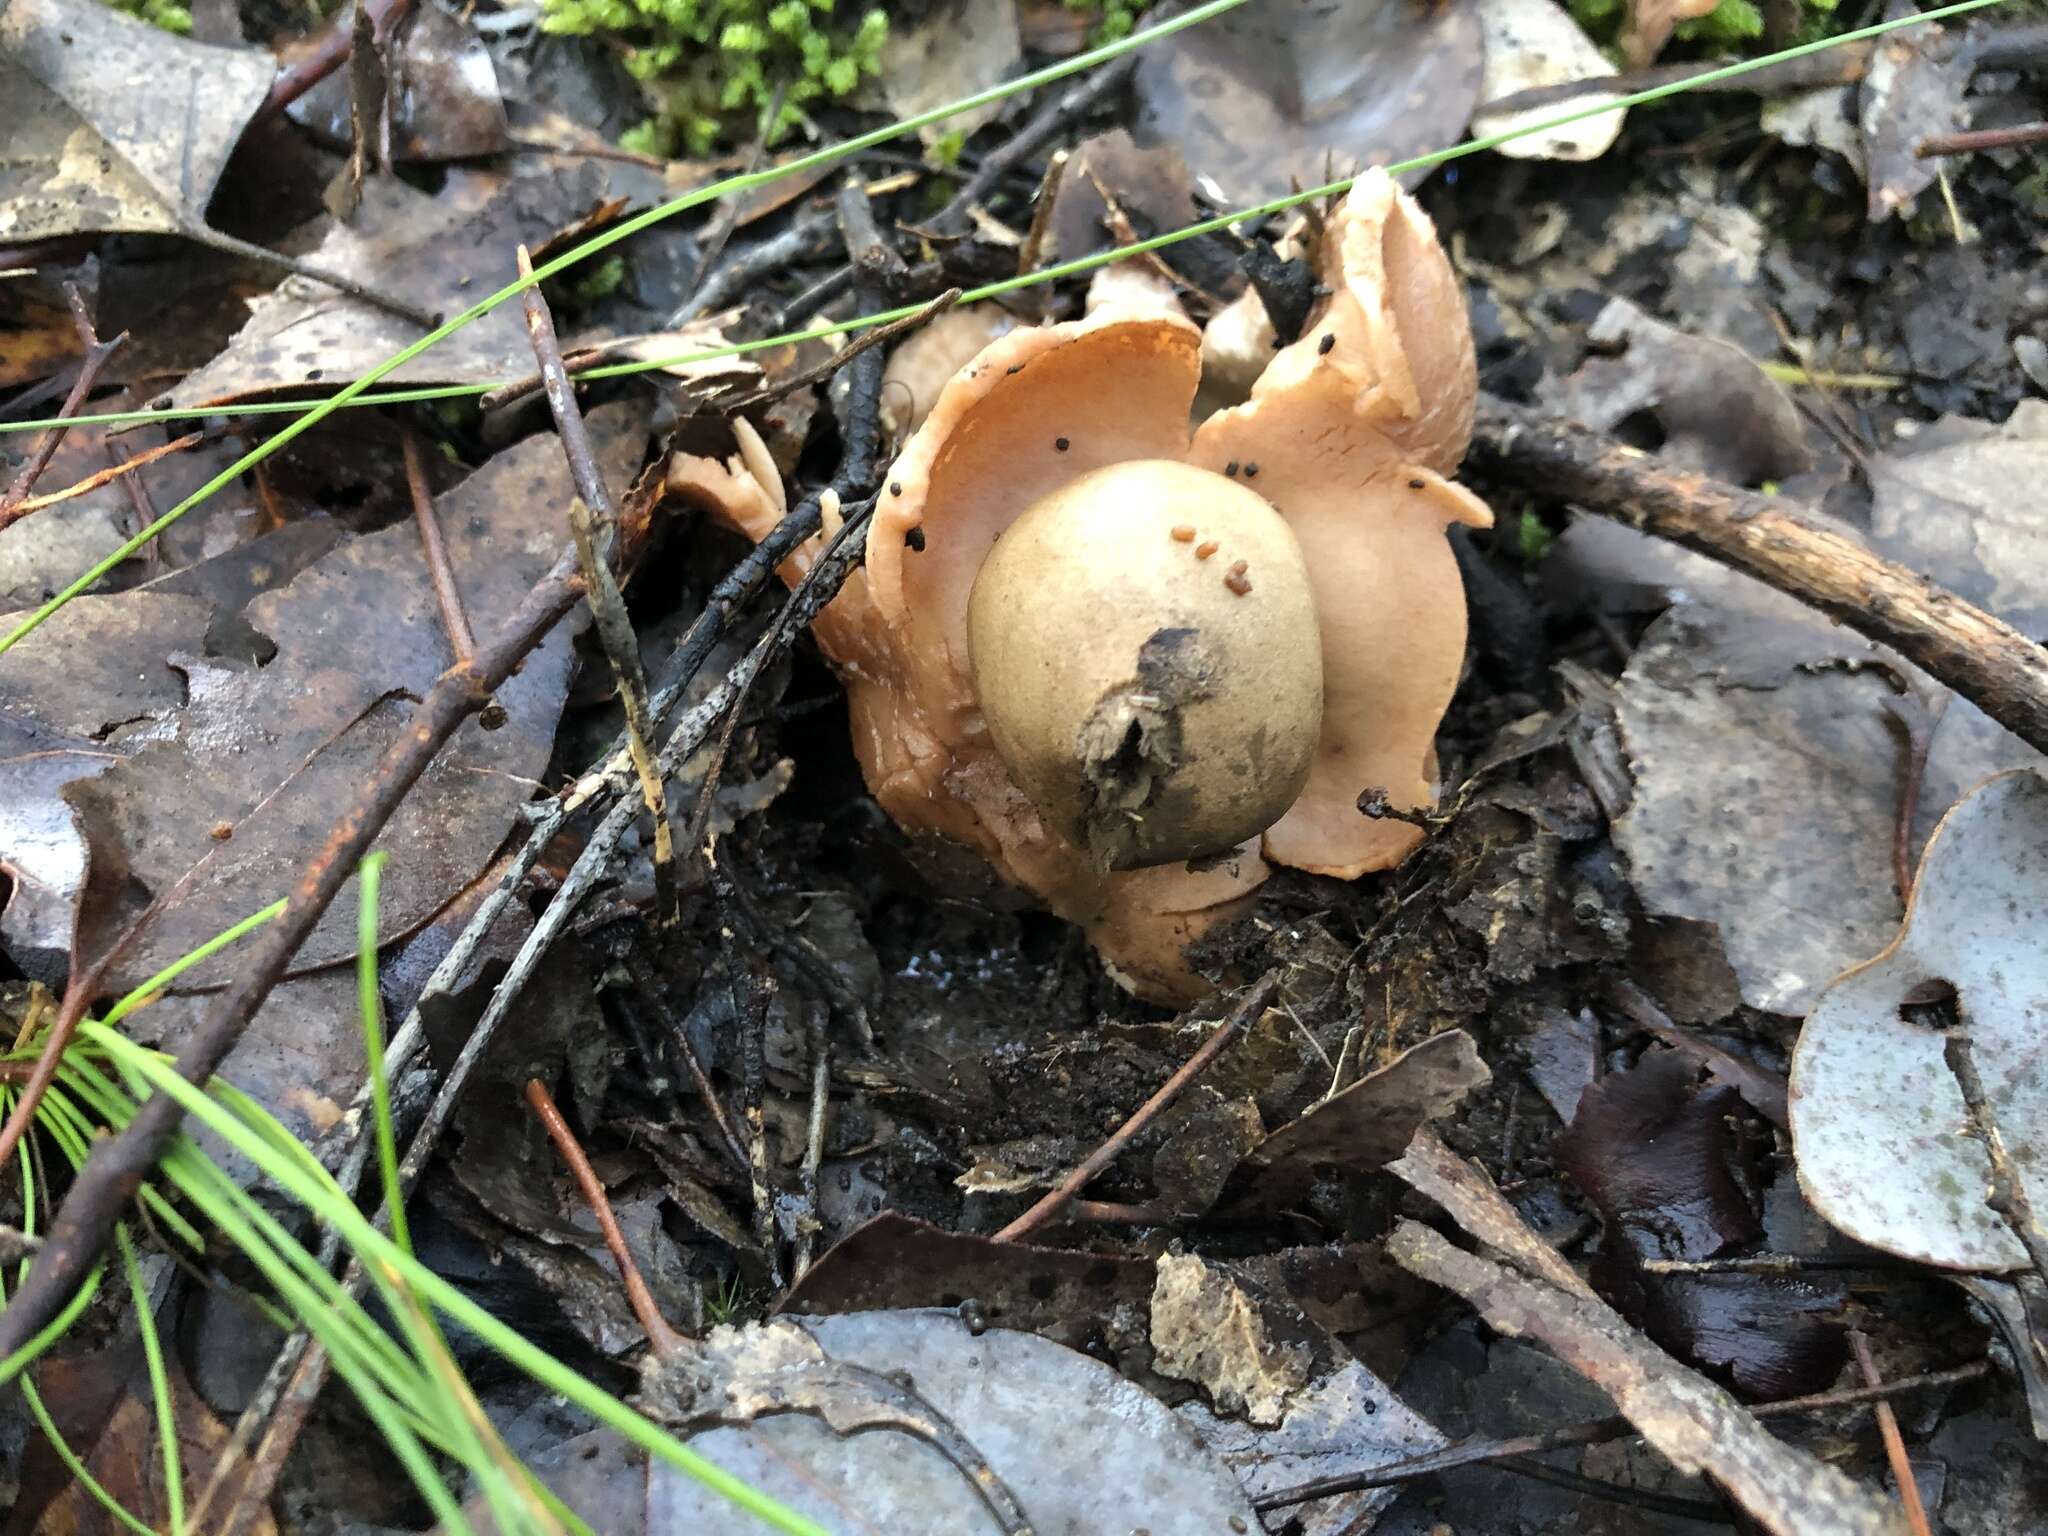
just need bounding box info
[675,170,1491,1000]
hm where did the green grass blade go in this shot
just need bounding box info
[80,1022,832,1536]
[355,852,411,1255]
[117,1225,186,1536]
[99,899,286,1029]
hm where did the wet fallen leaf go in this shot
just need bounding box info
[1245,1027,1490,1203]
[1558,1048,1847,1398]
[285,2,510,163]
[0,0,272,243]
[873,0,1021,146]
[61,407,643,993]
[1613,601,2043,1015]
[1470,0,1627,161]
[1860,0,1976,223]
[638,1310,1263,1532]
[1549,297,1812,486]
[1131,0,1484,204]
[165,166,613,409]
[1792,768,2048,1271]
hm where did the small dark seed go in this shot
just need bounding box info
[1054,437,1070,452]
[889,481,903,496]
[1317,333,1336,354]
[1224,461,1240,477]
[1007,364,1023,375]
[1224,560,1252,595]
[1408,477,1425,490]
[1242,463,1259,479]
[905,526,926,552]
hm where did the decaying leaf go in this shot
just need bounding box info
[1246,1027,1490,1201]
[1613,601,2042,1015]
[1792,769,2048,1271]
[0,0,272,242]
[1558,1048,1847,1398]
[1470,0,1627,161]
[1155,1252,1444,1536]
[1131,0,1484,204]
[60,407,644,993]
[873,0,1021,146]
[165,166,614,409]
[639,1310,1262,1532]
[285,2,511,163]
[1549,297,1812,486]
[1860,0,1976,223]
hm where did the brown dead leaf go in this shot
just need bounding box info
[28,1335,279,1536]
[164,166,613,410]
[0,0,272,243]
[1132,0,1484,204]
[57,407,645,995]
[285,2,510,163]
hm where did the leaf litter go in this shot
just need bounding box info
[7,0,2048,1530]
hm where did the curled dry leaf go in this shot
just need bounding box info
[1130,0,1484,205]
[285,2,510,162]
[1792,769,2048,1272]
[1470,0,1628,161]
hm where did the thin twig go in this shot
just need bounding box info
[401,427,475,661]
[712,288,961,416]
[569,497,680,927]
[794,1001,830,1280]
[516,246,616,524]
[622,942,750,1170]
[1917,120,2048,156]
[526,1077,684,1356]
[994,973,1279,1243]
[1256,1360,1992,1509]
[1943,1031,2048,1290]
[254,0,417,125]
[669,205,840,326]
[6,428,212,519]
[185,224,438,329]
[0,285,127,523]
[1468,397,2048,757]
[1848,1330,1934,1536]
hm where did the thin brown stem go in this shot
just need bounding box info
[185,224,437,330]
[1469,397,2048,758]
[1849,1330,1934,1536]
[8,429,209,518]
[1916,120,2048,157]
[1256,1359,1990,1510]
[525,1077,684,1356]
[0,285,126,523]
[516,246,615,524]
[254,0,416,124]
[1943,1032,2048,1290]
[401,427,475,662]
[994,974,1278,1243]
